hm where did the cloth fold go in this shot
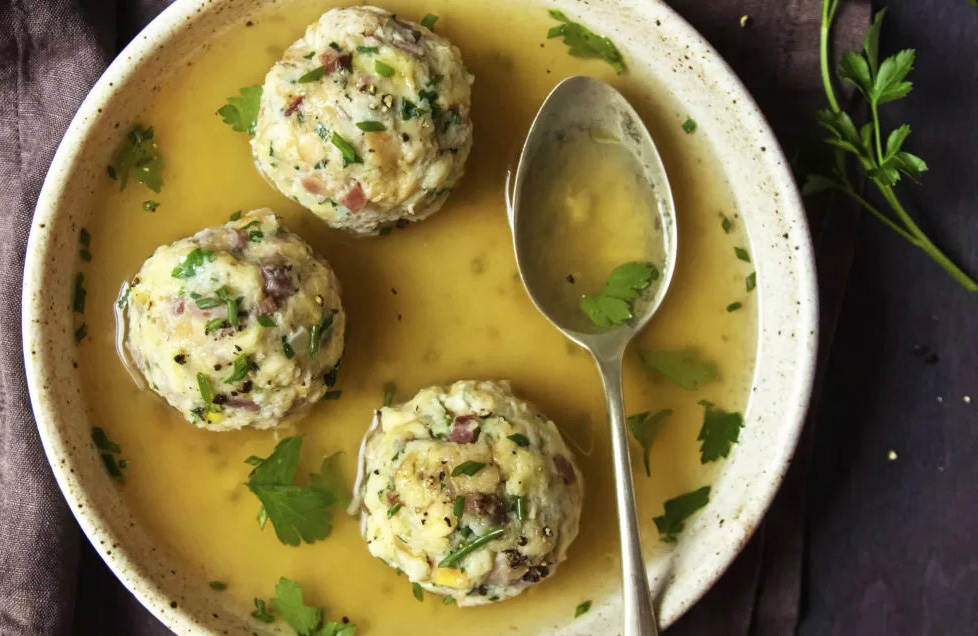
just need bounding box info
[0,1,866,634]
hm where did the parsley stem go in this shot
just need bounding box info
[820,0,841,113]
[876,184,978,291]
[838,186,916,243]
[870,102,884,165]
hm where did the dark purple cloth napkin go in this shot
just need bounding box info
[0,1,866,634]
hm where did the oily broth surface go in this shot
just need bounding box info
[79,0,757,632]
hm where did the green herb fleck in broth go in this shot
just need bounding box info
[746,271,757,291]
[682,117,697,134]
[321,390,342,401]
[575,600,592,617]
[547,10,626,74]
[209,581,228,591]
[73,323,88,343]
[653,486,710,542]
[218,85,262,135]
[79,227,91,261]
[697,403,744,463]
[412,582,424,601]
[734,247,751,263]
[108,124,163,193]
[91,426,120,453]
[626,409,672,477]
[92,427,127,481]
[72,273,86,313]
[726,301,743,312]
[382,382,396,407]
[639,348,717,390]
[421,13,439,30]
[142,200,160,212]
[251,598,275,623]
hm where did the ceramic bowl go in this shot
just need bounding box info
[22,0,818,633]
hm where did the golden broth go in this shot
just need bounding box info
[78,0,757,632]
[518,131,665,332]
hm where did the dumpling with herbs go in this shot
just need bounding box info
[120,208,345,431]
[252,5,474,236]
[356,380,584,605]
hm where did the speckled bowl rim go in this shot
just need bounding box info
[22,0,818,633]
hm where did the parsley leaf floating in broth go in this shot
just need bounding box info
[92,427,127,482]
[547,9,626,75]
[108,124,163,193]
[639,348,717,391]
[270,578,322,634]
[246,436,339,546]
[653,486,710,542]
[579,261,658,328]
[218,85,262,135]
[626,409,672,477]
[575,600,592,618]
[681,117,697,134]
[697,402,744,463]
[420,13,439,30]
[309,453,347,507]
[270,578,356,636]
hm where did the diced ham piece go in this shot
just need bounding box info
[449,414,480,444]
[389,19,425,57]
[255,295,278,316]
[172,297,184,315]
[355,73,373,92]
[321,51,352,74]
[225,396,259,412]
[227,227,248,251]
[464,493,508,525]
[340,182,366,212]
[301,176,327,196]
[284,95,304,116]
[553,455,576,485]
[261,264,294,301]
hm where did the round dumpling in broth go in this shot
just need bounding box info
[121,209,345,431]
[357,380,584,606]
[253,6,474,236]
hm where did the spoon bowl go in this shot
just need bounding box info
[507,75,678,635]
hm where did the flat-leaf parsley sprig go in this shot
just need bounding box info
[806,3,976,291]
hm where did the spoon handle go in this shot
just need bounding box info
[596,354,659,636]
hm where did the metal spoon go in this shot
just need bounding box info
[507,76,677,635]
